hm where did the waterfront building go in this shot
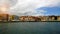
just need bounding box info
[19,16,40,21]
[0,14,9,22]
[39,16,48,21]
[57,16,60,21]
[48,16,57,21]
[8,15,15,21]
[9,15,19,21]
[28,16,36,21]
[12,15,19,21]
[19,16,26,21]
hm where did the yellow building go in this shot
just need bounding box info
[8,15,15,21]
[57,16,60,21]
[39,16,48,21]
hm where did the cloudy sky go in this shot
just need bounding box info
[0,0,60,16]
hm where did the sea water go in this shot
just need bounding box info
[0,22,60,34]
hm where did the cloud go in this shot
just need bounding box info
[8,0,60,16]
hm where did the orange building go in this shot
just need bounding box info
[0,14,9,22]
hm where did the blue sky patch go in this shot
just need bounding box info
[37,7,60,16]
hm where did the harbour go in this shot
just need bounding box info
[0,0,60,34]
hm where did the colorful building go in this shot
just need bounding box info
[0,14,9,22]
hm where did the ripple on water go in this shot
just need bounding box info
[0,22,60,34]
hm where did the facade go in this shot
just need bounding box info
[19,16,40,21]
[0,14,60,22]
[8,15,14,21]
[19,16,27,21]
[0,14,9,22]
[18,16,60,21]
[28,16,35,21]
[9,15,19,21]
[48,16,57,21]
[39,16,48,21]
[57,16,60,21]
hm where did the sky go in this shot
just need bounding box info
[0,0,60,16]
[37,7,60,16]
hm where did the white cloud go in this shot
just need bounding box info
[8,0,60,16]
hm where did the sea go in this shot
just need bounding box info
[0,22,60,34]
